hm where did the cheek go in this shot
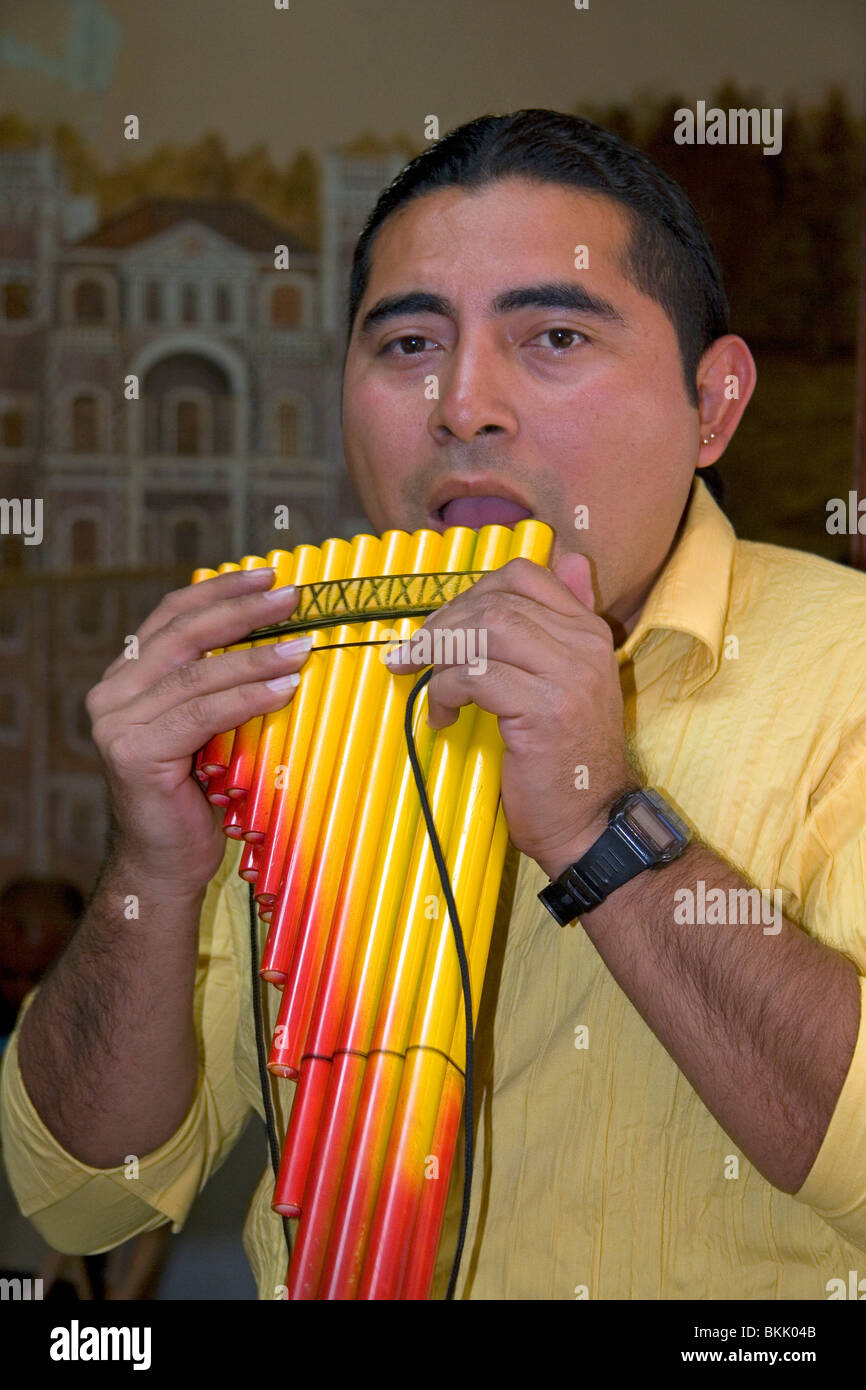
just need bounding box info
[343,377,424,523]
[343,381,388,485]
[531,375,639,464]
[344,375,420,459]
[538,361,684,460]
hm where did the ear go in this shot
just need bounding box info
[552,552,595,612]
[695,334,757,463]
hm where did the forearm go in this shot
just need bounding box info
[574,840,861,1192]
[16,856,204,1169]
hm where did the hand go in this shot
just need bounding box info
[86,569,312,894]
[385,555,639,879]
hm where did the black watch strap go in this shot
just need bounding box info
[538,824,649,925]
[537,787,692,927]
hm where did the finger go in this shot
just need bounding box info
[552,552,595,611]
[398,566,596,657]
[386,595,607,676]
[425,659,539,730]
[453,556,588,619]
[385,606,548,676]
[98,637,316,732]
[99,568,282,682]
[92,583,301,716]
[103,669,306,774]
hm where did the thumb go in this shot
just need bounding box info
[552,552,596,612]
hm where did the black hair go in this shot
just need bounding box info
[347,108,730,414]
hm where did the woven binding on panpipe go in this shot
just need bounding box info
[246,570,491,639]
[192,520,553,1299]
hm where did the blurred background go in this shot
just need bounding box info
[0,0,863,1298]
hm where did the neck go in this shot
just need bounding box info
[604,574,658,650]
[603,486,696,647]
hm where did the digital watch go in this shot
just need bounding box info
[537,787,692,926]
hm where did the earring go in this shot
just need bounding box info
[701,432,716,445]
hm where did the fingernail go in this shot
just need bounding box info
[275,635,313,655]
[243,567,274,579]
[263,583,297,601]
[266,672,301,693]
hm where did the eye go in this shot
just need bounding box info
[379,334,438,356]
[530,328,586,351]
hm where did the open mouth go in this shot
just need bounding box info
[434,496,534,529]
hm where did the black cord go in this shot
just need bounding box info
[404,668,474,1301]
[249,881,293,1262]
[248,657,476,1298]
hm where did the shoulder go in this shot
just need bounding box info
[733,534,866,610]
[722,539,866,783]
[730,538,866,682]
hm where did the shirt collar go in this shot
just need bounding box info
[614,474,737,695]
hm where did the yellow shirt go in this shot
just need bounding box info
[4,474,866,1300]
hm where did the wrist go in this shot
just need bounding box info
[537,784,693,927]
[536,780,643,880]
[536,815,611,881]
[100,848,210,913]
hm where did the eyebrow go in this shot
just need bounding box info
[358,280,628,337]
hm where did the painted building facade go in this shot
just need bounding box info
[0,145,405,888]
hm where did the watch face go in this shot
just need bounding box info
[625,799,681,852]
[620,789,690,859]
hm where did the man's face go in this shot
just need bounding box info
[342,176,702,634]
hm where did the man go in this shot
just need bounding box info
[3,109,866,1300]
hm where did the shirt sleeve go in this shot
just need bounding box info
[781,713,866,1251]
[0,841,252,1256]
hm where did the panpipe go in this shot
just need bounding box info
[192,519,553,1299]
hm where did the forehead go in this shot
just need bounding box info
[362,178,635,300]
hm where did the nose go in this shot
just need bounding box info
[426,334,519,444]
